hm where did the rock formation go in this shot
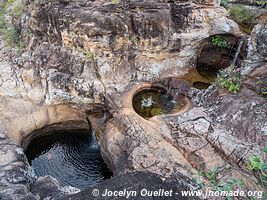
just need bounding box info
[0,0,266,199]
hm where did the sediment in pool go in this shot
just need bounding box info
[132,87,188,119]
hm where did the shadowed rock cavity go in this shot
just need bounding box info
[23,124,113,190]
[195,34,247,88]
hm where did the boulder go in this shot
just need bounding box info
[60,171,200,200]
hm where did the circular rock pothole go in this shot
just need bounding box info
[132,87,189,119]
[191,34,246,90]
[25,128,112,190]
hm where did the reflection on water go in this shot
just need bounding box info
[133,89,187,119]
[25,129,112,190]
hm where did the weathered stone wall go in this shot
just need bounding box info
[242,22,267,74]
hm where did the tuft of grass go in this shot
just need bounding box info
[211,36,230,48]
[247,147,267,188]
[220,0,229,8]
[256,77,267,98]
[260,87,267,98]
[111,0,120,4]
[215,67,241,93]
[195,165,245,200]
[229,5,254,25]
[129,35,138,43]
[85,51,95,61]
[255,0,267,7]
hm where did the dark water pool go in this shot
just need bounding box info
[25,129,112,190]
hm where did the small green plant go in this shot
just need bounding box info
[85,51,95,61]
[198,167,220,188]
[196,165,244,200]
[255,0,267,7]
[130,35,138,43]
[255,77,267,98]
[211,36,229,48]
[220,0,229,8]
[217,178,245,200]
[229,5,254,25]
[247,156,263,171]
[10,3,23,18]
[259,87,267,98]
[3,27,21,46]
[215,67,241,93]
[247,147,267,188]
[111,0,120,4]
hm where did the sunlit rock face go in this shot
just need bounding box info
[0,0,241,144]
[14,0,240,104]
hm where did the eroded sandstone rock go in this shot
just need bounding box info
[242,22,267,74]
[0,132,36,200]
[0,0,266,199]
[61,171,200,200]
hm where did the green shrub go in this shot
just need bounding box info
[196,165,245,200]
[215,67,241,93]
[247,147,267,188]
[229,5,254,25]
[260,87,267,98]
[10,3,23,18]
[255,0,267,7]
[220,0,229,8]
[0,0,23,48]
[211,36,229,48]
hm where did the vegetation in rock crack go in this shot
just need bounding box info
[247,147,267,189]
[111,0,120,4]
[256,78,267,98]
[260,87,267,98]
[195,165,245,200]
[129,35,138,44]
[229,5,254,25]
[215,67,241,93]
[255,0,267,8]
[220,0,229,8]
[0,0,23,49]
[85,51,95,61]
[211,36,229,48]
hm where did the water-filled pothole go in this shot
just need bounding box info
[179,68,217,90]
[191,34,246,90]
[132,88,188,119]
[25,129,112,190]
